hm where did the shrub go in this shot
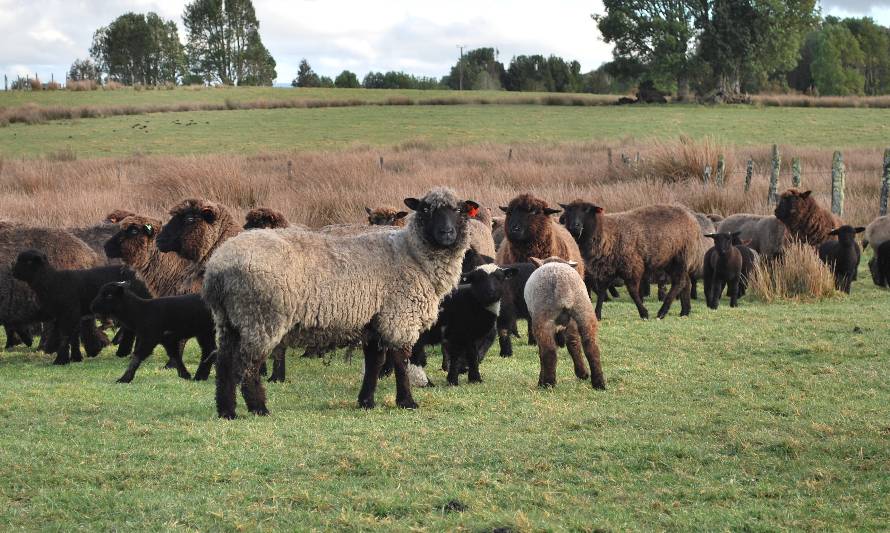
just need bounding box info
[747,241,839,302]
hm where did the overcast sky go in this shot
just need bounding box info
[2,0,890,86]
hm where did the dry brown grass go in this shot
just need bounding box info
[0,138,884,230]
[66,80,99,91]
[751,93,890,108]
[747,242,840,302]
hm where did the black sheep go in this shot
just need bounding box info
[12,250,143,365]
[818,225,865,294]
[413,264,517,386]
[703,232,744,309]
[90,282,216,383]
[869,240,890,288]
[495,262,537,356]
[731,234,759,297]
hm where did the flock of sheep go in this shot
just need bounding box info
[1,185,888,418]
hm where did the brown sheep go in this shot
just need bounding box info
[105,210,136,224]
[156,199,242,265]
[366,206,409,227]
[244,208,290,230]
[717,214,788,259]
[495,194,589,379]
[104,215,202,297]
[774,188,842,247]
[559,201,703,320]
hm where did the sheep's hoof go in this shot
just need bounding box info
[52,357,69,366]
[218,411,237,420]
[116,375,134,384]
[71,354,83,362]
[267,374,285,383]
[249,407,270,416]
[358,397,375,409]
[500,352,512,357]
[468,377,483,384]
[537,380,556,389]
[178,371,192,380]
[575,371,590,381]
[163,360,177,369]
[397,398,419,409]
[193,373,210,382]
[591,380,607,390]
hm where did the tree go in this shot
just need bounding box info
[334,70,360,88]
[68,58,101,81]
[291,59,320,87]
[318,76,334,88]
[90,12,186,85]
[183,0,277,85]
[843,17,890,95]
[811,21,865,95]
[443,47,505,90]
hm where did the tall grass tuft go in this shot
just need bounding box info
[748,241,839,302]
[645,135,736,184]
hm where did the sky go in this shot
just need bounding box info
[1,0,889,86]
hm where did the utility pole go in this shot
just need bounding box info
[456,44,466,91]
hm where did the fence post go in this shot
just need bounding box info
[745,158,753,192]
[379,156,384,170]
[791,157,801,188]
[831,151,845,216]
[607,148,612,168]
[508,148,512,161]
[881,148,890,216]
[287,160,294,179]
[768,144,780,205]
[703,165,711,185]
[716,155,725,187]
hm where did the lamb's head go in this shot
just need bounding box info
[366,206,409,227]
[104,209,135,224]
[705,232,739,255]
[105,215,161,265]
[774,188,814,224]
[90,282,128,317]
[528,256,578,268]
[244,207,289,230]
[157,199,232,261]
[558,200,604,241]
[459,263,518,305]
[12,249,50,283]
[500,194,561,244]
[828,225,865,244]
[404,188,478,249]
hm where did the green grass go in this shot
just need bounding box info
[1,265,888,531]
[2,103,890,159]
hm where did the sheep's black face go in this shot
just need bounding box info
[558,202,602,241]
[460,265,518,305]
[828,225,864,244]
[90,283,126,317]
[706,232,736,255]
[243,217,272,230]
[11,249,49,283]
[405,196,477,249]
[774,190,811,222]
[157,207,215,260]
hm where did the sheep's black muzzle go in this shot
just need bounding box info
[104,234,123,259]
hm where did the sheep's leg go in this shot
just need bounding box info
[41,322,59,354]
[240,363,269,416]
[4,326,21,349]
[115,328,136,358]
[117,338,157,383]
[445,341,461,386]
[608,285,620,298]
[390,348,418,409]
[164,339,185,369]
[526,324,536,345]
[594,288,607,320]
[358,341,386,409]
[410,342,428,367]
[161,337,192,380]
[679,275,692,316]
[79,319,108,358]
[267,343,287,382]
[657,282,667,302]
[656,267,686,319]
[532,319,558,388]
[69,335,83,363]
[624,277,650,320]
[571,310,605,390]
[729,278,740,307]
[467,347,483,384]
[214,349,238,419]
[564,321,590,380]
[689,275,699,300]
[477,326,496,363]
[496,310,514,356]
[193,348,216,381]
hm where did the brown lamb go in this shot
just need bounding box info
[366,206,409,227]
[774,188,842,247]
[244,207,290,230]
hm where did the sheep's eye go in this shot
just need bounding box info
[127,227,140,235]
[185,215,197,224]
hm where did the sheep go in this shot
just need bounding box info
[105,210,136,224]
[0,223,102,355]
[11,250,143,365]
[818,225,865,293]
[717,214,788,259]
[491,216,505,249]
[652,211,715,301]
[413,264,517,386]
[90,282,215,383]
[524,257,605,389]
[243,207,290,230]
[494,262,537,357]
[870,241,890,287]
[366,206,409,227]
[495,194,591,378]
[706,213,725,224]
[202,187,478,418]
[105,215,202,298]
[559,201,703,320]
[702,232,745,309]
[69,210,136,264]
[774,188,842,247]
[863,216,890,287]
[731,234,760,297]
[156,198,242,265]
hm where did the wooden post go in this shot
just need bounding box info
[287,160,294,179]
[508,148,512,161]
[607,148,612,168]
[3,74,7,91]
[745,158,753,192]
[703,165,711,185]
[880,148,890,216]
[768,144,780,205]
[791,157,801,188]
[716,155,725,187]
[831,151,845,216]
[379,156,384,170]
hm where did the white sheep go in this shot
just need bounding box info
[202,187,478,418]
[524,256,606,390]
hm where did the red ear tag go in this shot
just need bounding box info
[467,206,479,218]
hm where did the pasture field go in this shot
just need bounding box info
[0,261,888,531]
[2,102,890,158]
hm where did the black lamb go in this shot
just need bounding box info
[11,250,143,365]
[495,262,537,357]
[869,240,890,287]
[703,232,745,309]
[818,225,865,294]
[90,282,216,383]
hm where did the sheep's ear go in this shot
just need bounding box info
[394,211,409,220]
[364,207,373,216]
[200,207,217,224]
[593,206,604,214]
[704,233,717,239]
[404,198,421,211]
[529,257,544,268]
[557,203,569,210]
[543,207,561,216]
[731,231,741,238]
[502,267,519,279]
[499,206,509,213]
[800,190,812,199]
[855,226,866,233]
[828,228,840,236]
[566,261,578,268]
